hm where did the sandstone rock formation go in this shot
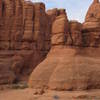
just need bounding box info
[51,9,68,46]
[29,0,100,91]
[0,0,51,84]
[82,0,100,47]
[1,0,100,92]
[12,2,51,81]
[67,21,82,46]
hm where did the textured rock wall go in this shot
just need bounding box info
[29,9,69,89]
[82,0,100,47]
[12,2,49,81]
[29,0,100,91]
[1,0,100,88]
[0,0,52,83]
[51,9,68,46]
[67,21,82,46]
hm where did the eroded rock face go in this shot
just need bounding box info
[82,0,100,47]
[29,9,69,89]
[29,0,100,91]
[67,21,82,46]
[13,2,51,81]
[1,0,100,91]
[0,0,51,83]
[51,9,68,46]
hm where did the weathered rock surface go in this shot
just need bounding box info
[29,0,100,91]
[29,46,100,90]
[0,0,51,83]
[82,0,100,47]
[51,9,68,46]
[1,0,100,92]
[67,20,82,46]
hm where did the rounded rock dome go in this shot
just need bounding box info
[83,0,100,31]
[85,0,100,22]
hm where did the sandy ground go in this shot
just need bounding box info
[0,88,100,100]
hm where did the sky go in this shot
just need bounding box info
[28,0,93,22]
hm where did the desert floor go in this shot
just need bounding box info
[0,88,100,100]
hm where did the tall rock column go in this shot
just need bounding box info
[12,2,52,81]
[0,1,52,83]
[11,1,35,80]
[29,9,69,89]
[11,0,23,50]
[22,1,34,49]
[33,3,47,54]
[51,9,68,46]
[0,0,17,84]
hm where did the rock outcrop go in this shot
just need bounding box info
[1,0,100,92]
[29,0,100,91]
[51,9,68,46]
[12,2,51,81]
[67,21,82,46]
[82,0,100,47]
[0,0,51,83]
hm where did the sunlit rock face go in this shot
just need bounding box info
[0,0,51,83]
[82,0,100,47]
[1,0,100,92]
[29,0,100,91]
